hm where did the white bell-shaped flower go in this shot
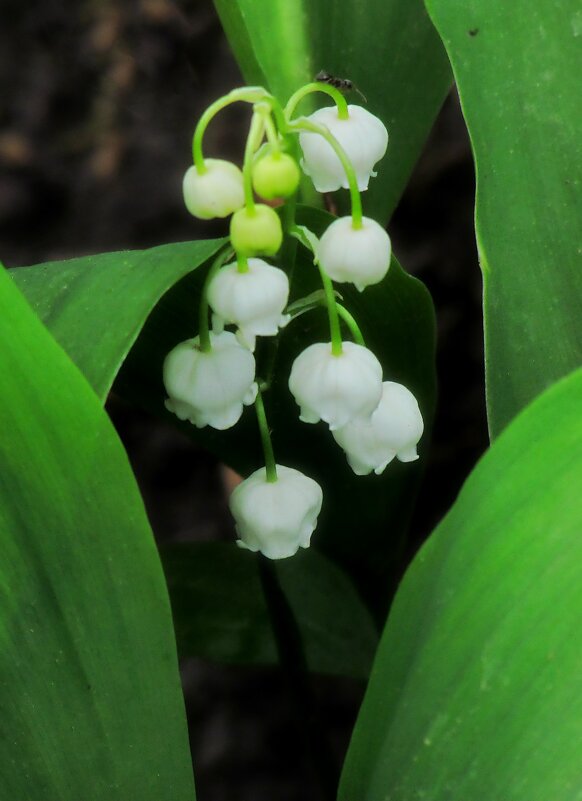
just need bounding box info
[207,258,290,351]
[163,331,257,430]
[298,105,388,193]
[182,159,244,220]
[317,216,391,291]
[288,341,383,430]
[230,465,323,560]
[332,381,424,475]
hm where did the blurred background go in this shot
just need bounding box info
[0,1,488,798]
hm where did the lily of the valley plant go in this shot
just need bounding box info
[164,80,423,560]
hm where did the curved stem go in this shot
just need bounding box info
[261,132,299,390]
[242,111,266,212]
[191,86,268,172]
[256,103,281,152]
[285,82,349,121]
[336,303,366,346]
[317,263,343,356]
[255,388,277,482]
[289,118,363,228]
[265,94,290,137]
[198,246,233,352]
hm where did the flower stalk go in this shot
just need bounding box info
[316,262,343,356]
[336,303,366,347]
[191,86,268,172]
[285,81,349,121]
[255,387,277,482]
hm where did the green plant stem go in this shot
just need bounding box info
[336,303,366,346]
[191,86,268,171]
[237,253,249,274]
[198,247,233,352]
[256,103,281,152]
[254,388,277,482]
[317,264,343,356]
[285,82,349,120]
[288,118,363,228]
[257,554,338,801]
[261,134,300,388]
[264,94,290,137]
[241,111,266,212]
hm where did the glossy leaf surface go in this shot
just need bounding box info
[214,0,452,222]
[0,268,195,800]
[425,0,582,436]
[163,544,377,679]
[11,239,224,402]
[340,366,582,800]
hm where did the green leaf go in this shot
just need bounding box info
[0,267,194,800]
[162,544,377,679]
[116,207,436,614]
[339,365,582,801]
[11,239,224,402]
[213,0,452,222]
[424,0,582,437]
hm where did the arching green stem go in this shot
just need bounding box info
[198,247,233,352]
[264,94,290,137]
[288,118,363,229]
[255,102,281,152]
[285,82,349,121]
[191,86,268,172]
[255,388,277,483]
[317,263,343,357]
[241,111,266,212]
[336,303,366,346]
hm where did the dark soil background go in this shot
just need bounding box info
[0,2,488,799]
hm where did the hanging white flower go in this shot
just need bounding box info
[298,105,388,193]
[182,159,244,220]
[207,258,290,351]
[317,216,391,291]
[332,381,424,475]
[288,341,383,430]
[230,465,323,560]
[163,331,257,430]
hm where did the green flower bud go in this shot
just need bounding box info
[230,204,283,256]
[252,152,301,200]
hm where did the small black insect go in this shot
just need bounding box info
[315,71,367,102]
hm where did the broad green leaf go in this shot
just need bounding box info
[425,0,582,437]
[11,239,224,402]
[115,207,436,614]
[339,366,582,801]
[213,0,452,222]
[162,544,377,679]
[0,267,194,800]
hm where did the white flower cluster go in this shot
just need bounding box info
[162,82,424,560]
